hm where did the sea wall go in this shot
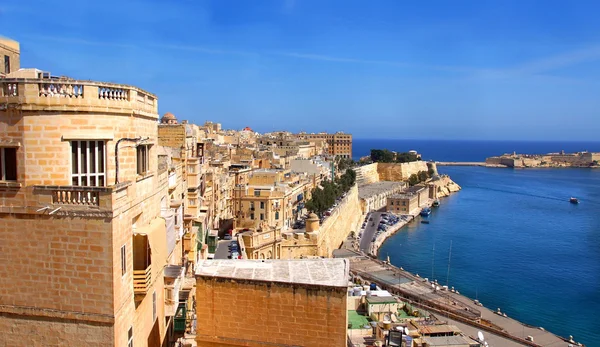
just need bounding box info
[377,161,429,181]
[354,161,430,185]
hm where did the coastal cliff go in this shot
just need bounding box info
[431,175,462,198]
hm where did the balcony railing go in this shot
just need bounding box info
[133,265,152,295]
[0,79,158,117]
[52,187,100,206]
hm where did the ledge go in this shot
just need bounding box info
[136,172,154,182]
[0,181,22,189]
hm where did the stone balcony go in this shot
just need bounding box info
[32,182,130,217]
[0,78,158,118]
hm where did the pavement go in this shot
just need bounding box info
[214,239,232,259]
[359,211,383,252]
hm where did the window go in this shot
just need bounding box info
[250,201,254,209]
[152,291,157,322]
[250,213,254,220]
[137,145,150,175]
[120,245,126,276]
[402,201,406,206]
[275,211,279,220]
[71,140,105,186]
[189,198,197,206]
[254,190,260,197]
[260,213,264,220]
[127,327,133,347]
[0,147,17,181]
[260,201,265,209]
[4,55,9,74]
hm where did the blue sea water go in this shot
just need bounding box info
[353,139,600,347]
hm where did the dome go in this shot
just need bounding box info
[307,213,319,221]
[161,112,177,124]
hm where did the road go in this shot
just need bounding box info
[359,212,383,252]
[214,240,232,259]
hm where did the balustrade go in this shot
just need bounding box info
[52,188,100,206]
[2,83,18,96]
[39,83,84,98]
[98,86,128,100]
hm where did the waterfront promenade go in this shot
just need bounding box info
[342,252,575,347]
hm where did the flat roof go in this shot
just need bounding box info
[422,336,477,346]
[366,296,398,304]
[196,259,349,287]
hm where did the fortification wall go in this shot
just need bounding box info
[316,185,362,257]
[354,163,379,185]
[377,161,429,181]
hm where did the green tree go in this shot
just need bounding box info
[371,149,395,163]
[337,157,355,171]
[418,170,429,182]
[408,174,419,186]
[395,152,419,163]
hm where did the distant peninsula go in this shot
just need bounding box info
[486,150,600,168]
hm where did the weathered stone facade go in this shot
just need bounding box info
[0,75,172,346]
[0,37,20,76]
[195,259,349,347]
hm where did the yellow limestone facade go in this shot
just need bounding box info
[0,74,175,346]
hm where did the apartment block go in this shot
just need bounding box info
[0,62,187,346]
[233,169,312,231]
[296,131,352,159]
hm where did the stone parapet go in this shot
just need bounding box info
[0,79,158,118]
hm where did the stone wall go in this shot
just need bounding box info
[316,184,362,257]
[0,311,113,347]
[354,163,379,185]
[377,161,429,181]
[195,277,348,347]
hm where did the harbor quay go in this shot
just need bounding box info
[337,251,580,347]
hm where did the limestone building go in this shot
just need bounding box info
[0,62,183,345]
[232,169,312,230]
[195,259,349,347]
[297,131,352,158]
[0,36,20,77]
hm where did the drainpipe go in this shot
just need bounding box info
[115,137,145,184]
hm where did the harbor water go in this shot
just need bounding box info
[353,139,600,346]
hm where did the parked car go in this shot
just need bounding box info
[224,233,232,240]
[231,251,240,259]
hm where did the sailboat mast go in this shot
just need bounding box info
[446,240,452,287]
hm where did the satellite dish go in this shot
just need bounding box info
[477,331,484,341]
[383,314,391,322]
[484,342,488,347]
[404,327,410,335]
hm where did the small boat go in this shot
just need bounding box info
[421,220,430,224]
[420,207,431,217]
[432,200,440,207]
[570,197,579,204]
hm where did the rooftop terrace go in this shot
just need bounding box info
[196,259,349,287]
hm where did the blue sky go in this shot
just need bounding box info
[3,0,600,140]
